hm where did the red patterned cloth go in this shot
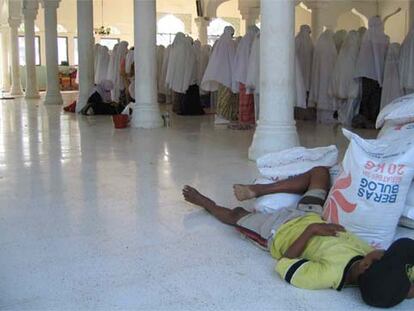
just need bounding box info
[238,83,255,124]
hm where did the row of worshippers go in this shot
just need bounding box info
[71,42,135,115]
[298,12,413,129]
[157,33,211,116]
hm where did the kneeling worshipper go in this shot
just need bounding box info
[399,25,414,95]
[166,33,204,116]
[309,30,338,124]
[80,80,126,115]
[201,26,238,125]
[231,25,259,130]
[381,43,404,110]
[353,16,389,129]
[329,31,361,126]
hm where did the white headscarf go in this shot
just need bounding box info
[112,41,129,102]
[355,16,389,85]
[232,25,259,93]
[399,26,414,92]
[94,43,101,73]
[381,43,403,109]
[160,45,172,95]
[95,46,110,84]
[334,29,348,52]
[165,33,197,94]
[330,30,361,100]
[156,45,165,93]
[201,26,236,91]
[246,32,260,94]
[106,43,118,84]
[295,25,314,92]
[90,80,114,103]
[125,48,135,75]
[309,30,337,111]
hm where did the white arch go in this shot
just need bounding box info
[208,17,233,37]
[157,14,185,34]
[351,8,369,28]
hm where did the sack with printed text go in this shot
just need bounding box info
[378,122,414,140]
[323,129,414,248]
[376,93,414,129]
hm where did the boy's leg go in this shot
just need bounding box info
[234,166,331,201]
[182,186,250,225]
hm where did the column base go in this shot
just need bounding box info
[131,104,163,129]
[10,85,23,96]
[248,121,300,161]
[25,92,40,99]
[44,91,63,105]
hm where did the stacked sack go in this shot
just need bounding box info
[375,93,414,229]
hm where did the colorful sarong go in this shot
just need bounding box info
[238,83,255,124]
[217,85,238,121]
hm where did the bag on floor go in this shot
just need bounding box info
[376,93,414,129]
[257,145,339,182]
[323,129,414,248]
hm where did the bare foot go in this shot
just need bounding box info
[233,184,256,201]
[182,186,216,210]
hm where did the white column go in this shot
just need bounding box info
[241,8,259,33]
[22,1,40,99]
[9,19,23,96]
[1,27,11,93]
[131,0,162,128]
[311,7,323,42]
[42,0,63,105]
[248,0,299,161]
[76,0,94,112]
[195,17,210,45]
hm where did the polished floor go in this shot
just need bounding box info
[0,93,413,310]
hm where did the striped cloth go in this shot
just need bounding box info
[217,84,238,121]
[238,83,255,124]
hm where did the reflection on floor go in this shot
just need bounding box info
[0,93,412,310]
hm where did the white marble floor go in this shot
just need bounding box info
[0,93,413,310]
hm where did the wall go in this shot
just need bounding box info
[336,10,364,31]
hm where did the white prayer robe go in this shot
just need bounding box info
[165,33,197,94]
[334,30,348,52]
[96,46,110,84]
[355,16,389,86]
[329,31,361,125]
[381,43,403,110]
[201,26,236,92]
[399,27,414,93]
[246,33,260,94]
[295,25,314,92]
[309,30,337,113]
[232,25,259,93]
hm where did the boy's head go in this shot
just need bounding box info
[358,238,414,308]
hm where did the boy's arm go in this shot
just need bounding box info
[284,223,346,259]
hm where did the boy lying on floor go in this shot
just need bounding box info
[182,167,414,308]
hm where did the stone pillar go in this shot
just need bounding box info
[22,1,40,99]
[195,17,210,45]
[131,0,162,128]
[76,0,94,112]
[311,7,323,42]
[1,27,11,93]
[248,0,299,161]
[9,18,23,96]
[241,7,259,33]
[41,0,63,105]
